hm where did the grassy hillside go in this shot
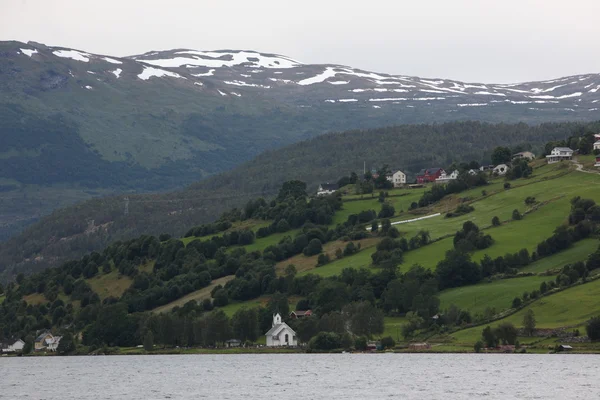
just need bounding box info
[2,152,600,354]
[2,121,599,282]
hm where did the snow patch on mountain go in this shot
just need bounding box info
[139,50,301,69]
[138,66,184,80]
[192,69,215,77]
[53,50,90,62]
[111,68,122,78]
[101,57,122,64]
[20,48,37,57]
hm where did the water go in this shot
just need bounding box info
[1,354,599,399]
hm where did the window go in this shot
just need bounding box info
[285,334,289,343]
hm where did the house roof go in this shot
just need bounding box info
[291,310,312,316]
[319,183,338,191]
[226,339,241,343]
[35,331,52,342]
[553,147,573,152]
[426,168,444,174]
[265,322,296,337]
[416,169,426,176]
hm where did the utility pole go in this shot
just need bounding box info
[124,197,129,216]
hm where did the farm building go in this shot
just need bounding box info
[290,310,313,319]
[0,338,25,353]
[317,183,338,196]
[435,170,459,183]
[416,168,445,184]
[513,151,536,160]
[546,147,573,164]
[386,170,407,187]
[493,164,510,176]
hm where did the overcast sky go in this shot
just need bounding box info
[2,0,599,83]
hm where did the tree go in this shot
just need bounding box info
[401,311,424,339]
[57,332,76,355]
[491,146,512,165]
[512,209,522,220]
[354,336,368,351]
[492,216,501,226]
[378,203,395,219]
[436,250,481,290]
[303,239,323,256]
[512,297,522,308]
[474,340,484,353]
[494,322,518,345]
[586,316,600,340]
[143,331,154,351]
[380,336,395,349]
[343,301,385,337]
[277,180,307,201]
[308,332,341,350]
[522,309,536,336]
[22,335,33,354]
[481,326,497,348]
[231,308,260,342]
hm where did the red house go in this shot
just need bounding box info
[416,168,445,184]
[290,310,313,319]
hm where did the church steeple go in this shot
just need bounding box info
[272,313,282,327]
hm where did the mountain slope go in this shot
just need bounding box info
[1,120,599,281]
[2,40,600,238]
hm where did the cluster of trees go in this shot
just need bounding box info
[417,172,488,208]
[453,221,493,252]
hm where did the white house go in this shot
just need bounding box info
[317,183,338,196]
[493,164,509,176]
[512,151,535,161]
[467,169,479,176]
[34,331,54,352]
[546,147,574,164]
[265,313,297,347]
[594,141,600,151]
[387,170,406,187]
[46,336,62,352]
[435,170,459,183]
[0,338,25,353]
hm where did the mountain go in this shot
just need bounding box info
[1,40,600,239]
[1,119,599,282]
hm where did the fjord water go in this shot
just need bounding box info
[1,354,598,399]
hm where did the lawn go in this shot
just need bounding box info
[521,239,598,274]
[382,316,406,341]
[218,295,303,316]
[87,270,133,300]
[438,275,548,316]
[450,278,600,344]
[298,246,378,278]
[152,275,236,314]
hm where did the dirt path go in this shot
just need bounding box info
[571,158,600,175]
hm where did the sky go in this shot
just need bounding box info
[2,0,599,83]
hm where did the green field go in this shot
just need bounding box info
[383,316,406,341]
[521,239,598,274]
[152,275,236,314]
[438,275,549,316]
[451,278,600,344]
[298,247,378,278]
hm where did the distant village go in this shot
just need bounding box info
[317,141,599,196]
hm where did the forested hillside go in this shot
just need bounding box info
[2,144,600,354]
[1,121,599,281]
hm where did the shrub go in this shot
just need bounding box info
[491,216,501,226]
[474,340,484,353]
[504,182,511,189]
[380,336,396,349]
[512,209,522,220]
[512,297,522,308]
[303,239,323,256]
[586,317,600,340]
[317,253,331,267]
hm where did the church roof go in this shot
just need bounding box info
[265,322,296,337]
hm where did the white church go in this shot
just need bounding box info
[265,313,297,347]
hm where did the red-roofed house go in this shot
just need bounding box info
[416,168,445,184]
[290,310,313,319]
